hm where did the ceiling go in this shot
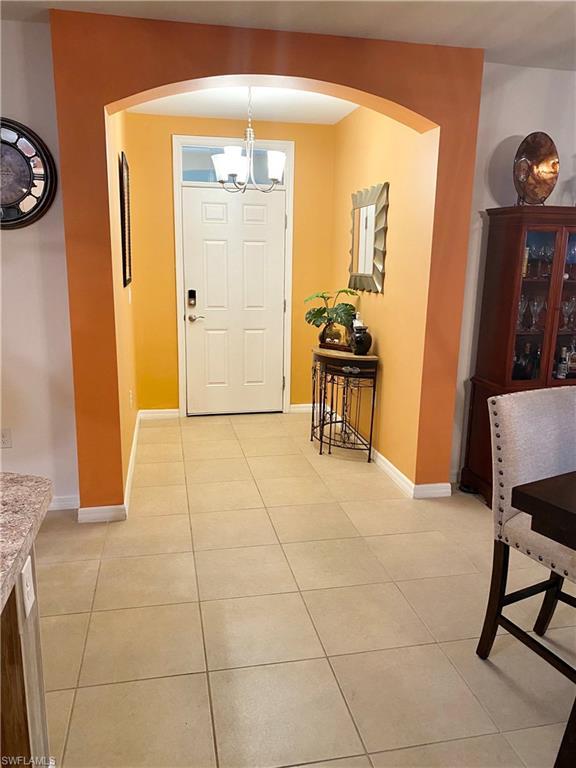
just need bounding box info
[2,1,575,71]
[129,86,359,123]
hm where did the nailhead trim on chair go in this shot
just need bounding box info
[490,396,573,581]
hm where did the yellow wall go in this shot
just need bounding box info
[330,108,439,479]
[121,108,439,481]
[123,113,335,408]
[105,111,138,484]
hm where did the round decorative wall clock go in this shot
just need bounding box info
[0,118,57,228]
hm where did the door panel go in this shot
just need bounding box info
[183,187,285,415]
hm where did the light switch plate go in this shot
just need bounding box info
[21,555,35,617]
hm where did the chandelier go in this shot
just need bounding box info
[210,88,286,193]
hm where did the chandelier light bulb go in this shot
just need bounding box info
[210,87,286,193]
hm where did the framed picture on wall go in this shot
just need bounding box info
[119,151,132,287]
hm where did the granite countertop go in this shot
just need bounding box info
[0,472,52,612]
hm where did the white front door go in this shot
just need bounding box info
[182,187,286,415]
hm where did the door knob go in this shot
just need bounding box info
[188,314,205,322]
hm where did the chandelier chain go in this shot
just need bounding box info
[212,86,285,194]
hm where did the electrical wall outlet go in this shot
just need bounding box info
[21,556,35,618]
[1,428,12,448]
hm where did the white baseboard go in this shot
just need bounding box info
[124,412,143,514]
[371,449,414,497]
[49,494,79,511]
[413,482,453,498]
[78,504,127,523]
[371,448,452,499]
[287,403,312,413]
[139,408,180,420]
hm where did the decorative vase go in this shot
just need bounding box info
[350,325,372,355]
[319,322,343,346]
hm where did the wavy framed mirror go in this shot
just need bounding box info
[348,182,389,293]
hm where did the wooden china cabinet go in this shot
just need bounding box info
[461,206,576,504]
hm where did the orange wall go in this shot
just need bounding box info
[50,10,482,506]
[105,112,138,484]
[330,108,439,479]
[123,113,335,409]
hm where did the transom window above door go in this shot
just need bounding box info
[182,145,285,185]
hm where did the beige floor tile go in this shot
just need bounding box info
[307,453,382,477]
[196,545,296,600]
[191,508,278,550]
[371,734,523,767]
[93,552,198,610]
[135,442,183,463]
[248,454,317,481]
[421,496,494,537]
[441,629,575,731]
[40,509,78,531]
[398,572,494,643]
[181,415,231,426]
[257,476,335,507]
[36,523,107,564]
[41,613,90,691]
[269,502,360,543]
[233,421,289,439]
[185,457,251,483]
[183,439,243,459]
[453,532,537,573]
[103,515,191,557]
[505,568,576,630]
[538,624,576,660]
[188,479,263,513]
[283,538,391,590]
[202,592,324,669]
[329,475,407,502]
[64,674,215,767]
[137,426,181,444]
[181,423,237,442]
[128,485,188,517]
[139,416,180,429]
[399,567,575,643]
[79,603,205,686]
[132,461,185,488]
[366,531,478,580]
[46,689,74,766]
[277,412,311,422]
[341,500,438,536]
[37,560,99,616]
[229,412,283,423]
[331,645,496,753]
[210,658,363,768]
[239,436,301,457]
[291,759,371,768]
[282,421,313,438]
[294,437,321,456]
[504,723,566,768]
[303,583,433,655]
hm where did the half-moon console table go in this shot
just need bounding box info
[310,346,378,462]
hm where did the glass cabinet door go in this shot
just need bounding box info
[551,230,576,381]
[511,229,557,382]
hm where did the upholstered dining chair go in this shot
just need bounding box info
[477,386,575,663]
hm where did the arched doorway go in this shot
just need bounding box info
[50,10,483,513]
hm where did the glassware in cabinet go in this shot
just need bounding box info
[511,229,556,382]
[552,231,576,380]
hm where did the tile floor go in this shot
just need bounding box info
[36,413,575,767]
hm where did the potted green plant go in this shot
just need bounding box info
[304,289,358,348]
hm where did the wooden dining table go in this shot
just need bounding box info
[512,471,576,768]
